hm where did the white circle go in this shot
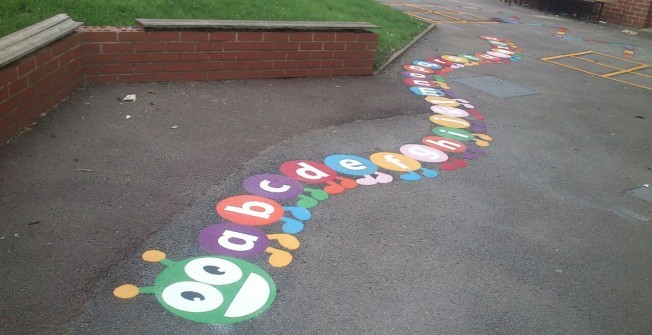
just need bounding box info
[161,281,224,313]
[185,257,243,285]
[486,51,512,59]
[430,106,469,118]
[400,144,449,163]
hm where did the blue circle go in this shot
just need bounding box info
[324,154,377,176]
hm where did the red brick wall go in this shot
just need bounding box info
[81,26,376,84]
[601,0,652,28]
[0,33,84,144]
[0,25,377,144]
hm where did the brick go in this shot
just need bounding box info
[51,35,82,55]
[119,53,150,63]
[335,33,358,41]
[346,67,373,76]
[258,69,285,78]
[333,50,374,59]
[249,42,276,51]
[195,62,223,71]
[84,31,118,42]
[274,42,300,51]
[180,31,209,42]
[149,31,180,41]
[0,86,8,101]
[345,42,368,50]
[164,62,194,72]
[103,42,135,53]
[286,51,310,60]
[16,58,36,77]
[196,42,223,51]
[307,68,332,77]
[222,62,249,70]
[229,70,260,79]
[323,41,346,50]
[309,51,334,59]
[119,31,148,41]
[273,60,298,69]
[296,60,320,69]
[135,63,166,73]
[84,43,102,55]
[103,64,134,74]
[248,61,273,70]
[263,32,289,42]
[165,42,196,52]
[206,71,237,80]
[313,32,336,41]
[118,74,150,83]
[8,77,28,95]
[135,42,167,52]
[284,69,309,78]
[149,53,180,62]
[210,32,237,41]
[289,32,313,41]
[179,53,208,61]
[300,42,323,51]
[234,52,263,60]
[224,42,251,51]
[84,53,118,64]
[150,72,206,82]
[237,32,263,41]
[0,67,18,88]
[85,64,103,75]
[358,34,378,42]
[262,51,287,60]
[321,60,343,68]
[208,52,237,61]
[59,49,76,65]
[34,48,53,66]
[342,59,374,68]
[86,74,118,84]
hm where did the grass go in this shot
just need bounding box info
[0,0,426,68]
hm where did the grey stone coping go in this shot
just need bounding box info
[0,14,83,68]
[135,19,379,31]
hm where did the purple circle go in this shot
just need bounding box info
[243,173,303,200]
[198,222,269,258]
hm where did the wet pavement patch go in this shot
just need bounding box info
[454,76,539,98]
[627,185,652,203]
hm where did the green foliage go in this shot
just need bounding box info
[0,0,425,68]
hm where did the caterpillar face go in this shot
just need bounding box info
[114,251,276,324]
[115,35,522,324]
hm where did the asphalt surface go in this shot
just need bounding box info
[2,0,651,334]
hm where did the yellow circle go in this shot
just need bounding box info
[370,152,421,172]
[424,96,460,107]
[142,249,166,262]
[429,115,471,128]
[441,55,469,64]
[113,284,139,299]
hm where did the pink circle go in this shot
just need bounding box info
[400,144,449,163]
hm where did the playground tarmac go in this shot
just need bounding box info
[1,0,651,334]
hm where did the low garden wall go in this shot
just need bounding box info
[0,16,378,144]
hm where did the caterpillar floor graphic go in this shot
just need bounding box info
[114,35,523,325]
[540,51,652,91]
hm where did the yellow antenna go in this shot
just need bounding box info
[113,284,139,299]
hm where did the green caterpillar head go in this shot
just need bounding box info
[114,250,276,324]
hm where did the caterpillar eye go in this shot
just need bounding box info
[185,257,243,285]
[162,281,223,313]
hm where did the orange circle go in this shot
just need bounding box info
[370,152,421,172]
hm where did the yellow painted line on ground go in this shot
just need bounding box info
[602,64,650,78]
[383,2,495,24]
[540,51,593,61]
[540,51,652,91]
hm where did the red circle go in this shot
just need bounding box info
[215,195,284,226]
[280,160,336,184]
